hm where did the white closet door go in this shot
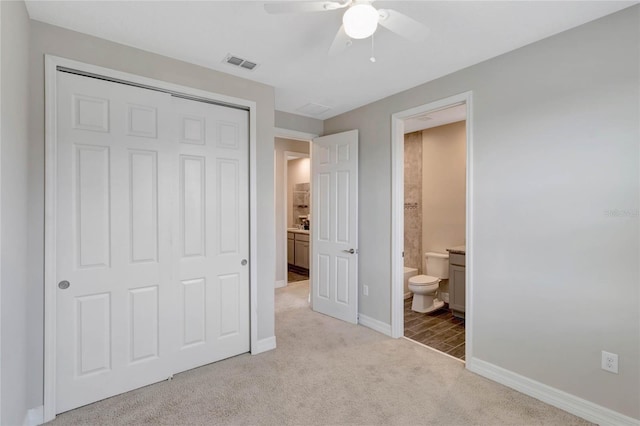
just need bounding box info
[55,72,250,414]
[171,96,250,374]
[55,72,174,413]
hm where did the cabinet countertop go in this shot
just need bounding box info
[446,245,466,255]
[287,228,310,235]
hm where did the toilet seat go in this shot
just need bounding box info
[408,275,440,286]
[408,275,440,293]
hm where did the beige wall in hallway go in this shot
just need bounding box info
[287,158,310,227]
[421,121,466,255]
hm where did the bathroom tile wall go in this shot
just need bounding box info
[404,131,423,273]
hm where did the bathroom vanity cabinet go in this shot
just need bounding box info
[287,233,295,264]
[287,230,310,270]
[447,248,466,319]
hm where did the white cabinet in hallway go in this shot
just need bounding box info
[294,232,310,269]
[287,230,309,269]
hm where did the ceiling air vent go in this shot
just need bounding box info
[223,54,259,71]
[296,102,331,117]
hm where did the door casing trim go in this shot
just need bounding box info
[43,55,259,422]
[390,91,474,364]
[274,126,316,290]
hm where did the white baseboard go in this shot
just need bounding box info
[252,336,276,354]
[274,280,286,289]
[466,357,640,426]
[358,313,392,337]
[23,405,44,426]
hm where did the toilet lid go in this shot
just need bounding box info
[409,275,440,285]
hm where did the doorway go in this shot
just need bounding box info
[273,131,315,289]
[390,92,474,362]
[274,129,360,325]
[285,152,311,283]
[402,105,467,359]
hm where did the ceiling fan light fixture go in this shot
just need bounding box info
[343,3,379,39]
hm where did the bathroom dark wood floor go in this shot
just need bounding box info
[404,297,466,360]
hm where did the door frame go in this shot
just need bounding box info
[43,55,259,421]
[390,92,474,362]
[274,128,316,288]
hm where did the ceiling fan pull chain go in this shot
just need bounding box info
[370,34,376,63]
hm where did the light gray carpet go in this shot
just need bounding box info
[50,281,591,425]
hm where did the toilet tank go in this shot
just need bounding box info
[425,252,449,279]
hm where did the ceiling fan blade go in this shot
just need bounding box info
[328,25,352,56]
[377,9,430,42]
[264,1,349,14]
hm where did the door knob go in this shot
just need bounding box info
[58,280,70,289]
[241,259,248,266]
[342,248,355,254]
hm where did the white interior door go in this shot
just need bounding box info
[55,72,249,413]
[56,72,174,413]
[171,96,250,374]
[311,130,359,323]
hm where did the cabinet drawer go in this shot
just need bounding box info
[294,241,309,269]
[294,233,309,242]
[449,253,465,266]
[287,232,294,240]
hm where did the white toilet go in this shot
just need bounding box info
[408,252,449,313]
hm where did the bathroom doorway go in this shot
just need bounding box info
[390,92,473,362]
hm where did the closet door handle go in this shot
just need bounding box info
[58,280,70,290]
[342,248,355,254]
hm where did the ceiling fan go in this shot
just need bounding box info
[264,1,430,57]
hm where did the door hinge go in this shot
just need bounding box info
[402,251,405,258]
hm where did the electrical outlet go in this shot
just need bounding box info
[363,285,369,296]
[601,351,619,374]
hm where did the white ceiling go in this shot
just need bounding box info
[25,1,636,120]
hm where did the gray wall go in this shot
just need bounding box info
[275,110,323,136]
[1,1,30,424]
[324,6,639,419]
[28,20,276,412]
